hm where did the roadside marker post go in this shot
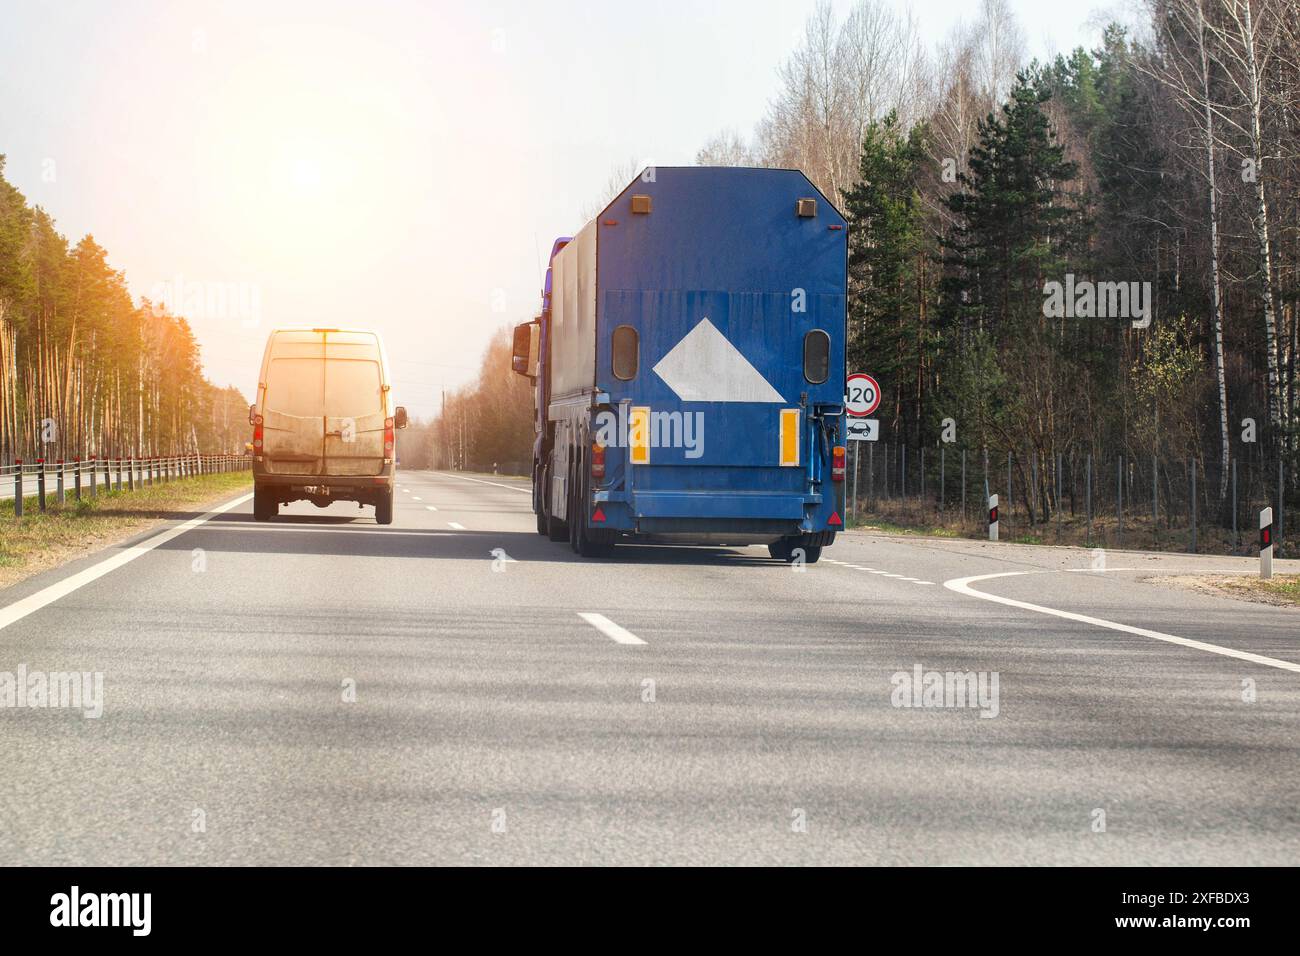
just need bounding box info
[988,493,999,542]
[56,460,65,505]
[36,460,46,511]
[1261,507,1274,580]
[13,461,22,518]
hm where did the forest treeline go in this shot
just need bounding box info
[439,0,1300,522]
[0,155,248,466]
[403,327,534,473]
[697,0,1300,517]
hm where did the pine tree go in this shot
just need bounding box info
[842,111,932,442]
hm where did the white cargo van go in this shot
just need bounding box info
[249,328,407,523]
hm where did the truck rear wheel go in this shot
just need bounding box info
[570,460,613,558]
[253,485,276,522]
[538,464,559,537]
[769,538,821,564]
[375,489,394,525]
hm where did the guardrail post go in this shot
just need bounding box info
[36,459,46,511]
[1261,507,1274,580]
[13,461,22,518]
[988,493,999,542]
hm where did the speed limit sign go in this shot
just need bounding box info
[845,373,881,417]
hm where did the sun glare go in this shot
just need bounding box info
[288,155,324,193]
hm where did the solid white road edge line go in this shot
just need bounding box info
[944,569,1300,674]
[577,612,646,645]
[434,471,531,494]
[0,492,254,635]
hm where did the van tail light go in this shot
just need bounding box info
[384,417,395,457]
[832,445,846,481]
[253,414,264,453]
[591,442,606,480]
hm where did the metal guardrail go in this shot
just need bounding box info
[2,455,251,518]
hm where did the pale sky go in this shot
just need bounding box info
[0,0,1117,417]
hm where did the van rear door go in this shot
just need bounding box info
[323,334,386,476]
[262,336,326,475]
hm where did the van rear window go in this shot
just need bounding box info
[325,360,383,417]
[266,358,323,418]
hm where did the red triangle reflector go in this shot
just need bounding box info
[592,507,606,522]
[828,511,842,526]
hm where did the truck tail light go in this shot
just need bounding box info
[591,442,606,480]
[384,417,395,456]
[832,445,846,481]
[253,414,264,453]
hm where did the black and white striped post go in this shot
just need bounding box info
[36,459,46,511]
[13,461,22,518]
[56,459,65,505]
[988,493,999,542]
[1260,507,1274,580]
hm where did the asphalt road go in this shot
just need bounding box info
[1,470,1298,865]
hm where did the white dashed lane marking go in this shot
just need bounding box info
[822,557,933,586]
[578,612,646,645]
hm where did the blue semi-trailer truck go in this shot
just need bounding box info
[510,166,847,560]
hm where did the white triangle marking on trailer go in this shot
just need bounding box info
[652,318,784,403]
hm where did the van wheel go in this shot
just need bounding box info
[253,486,276,522]
[375,490,394,525]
